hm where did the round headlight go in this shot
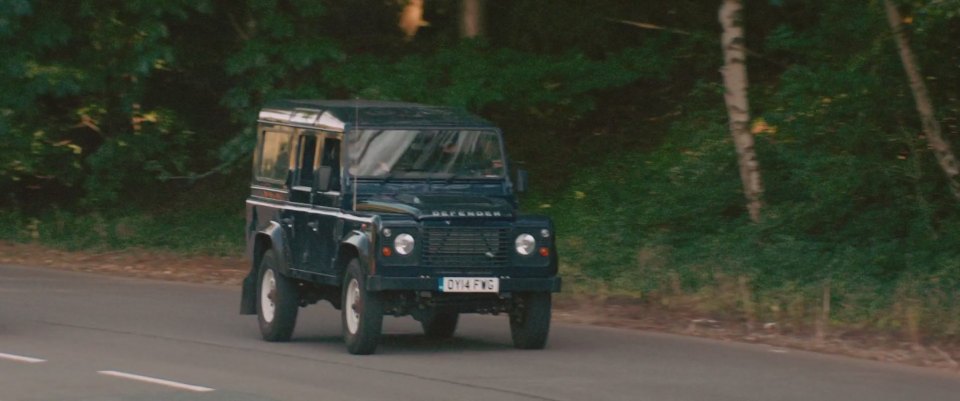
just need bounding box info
[515,233,536,255]
[394,233,415,255]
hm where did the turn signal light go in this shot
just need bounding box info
[539,247,550,257]
[382,246,393,257]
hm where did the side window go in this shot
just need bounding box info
[318,137,341,192]
[296,134,318,188]
[257,130,292,183]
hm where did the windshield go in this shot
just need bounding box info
[347,129,505,179]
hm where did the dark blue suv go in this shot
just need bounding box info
[240,100,560,354]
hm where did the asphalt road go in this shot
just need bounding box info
[2,264,959,401]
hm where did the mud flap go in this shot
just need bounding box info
[240,273,257,315]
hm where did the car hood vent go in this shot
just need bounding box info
[356,194,514,220]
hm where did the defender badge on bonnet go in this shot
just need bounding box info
[431,210,502,217]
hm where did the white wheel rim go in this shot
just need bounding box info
[260,269,276,323]
[345,278,360,334]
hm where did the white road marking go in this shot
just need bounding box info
[97,370,215,392]
[770,348,789,354]
[0,352,46,363]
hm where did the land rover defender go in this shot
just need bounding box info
[240,100,560,354]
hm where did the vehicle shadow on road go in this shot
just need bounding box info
[291,334,343,345]
[291,333,512,354]
[377,333,512,354]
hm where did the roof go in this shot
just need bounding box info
[257,100,496,131]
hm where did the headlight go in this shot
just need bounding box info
[394,233,415,255]
[515,233,536,255]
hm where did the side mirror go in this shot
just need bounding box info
[516,169,528,193]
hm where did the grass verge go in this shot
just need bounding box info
[0,209,244,256]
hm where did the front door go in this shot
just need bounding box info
[306,135,342,277]
[289,132,319,271]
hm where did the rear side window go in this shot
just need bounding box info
[257,130,292,182]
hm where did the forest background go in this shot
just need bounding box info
[2,0,960,344]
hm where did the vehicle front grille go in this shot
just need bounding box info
[422,227,510,268]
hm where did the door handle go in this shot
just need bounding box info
[281,217,294,228]
[307,221,320,232]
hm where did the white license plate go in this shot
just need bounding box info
[439,277,500,293]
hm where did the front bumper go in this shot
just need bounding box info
[366,276,561,293]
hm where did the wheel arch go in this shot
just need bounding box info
[254,222,289,274]
[338,229,372,278]
[241,221,289,314]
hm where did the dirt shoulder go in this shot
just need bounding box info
[2,240,958,374]
[0,241,247,286]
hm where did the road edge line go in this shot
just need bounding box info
[0,352,46,363]
[97,370,215,392]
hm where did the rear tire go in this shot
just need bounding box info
[257,249,299,342]
[421,311,459,339]
[509,292,551,349]
[341,259,383,355]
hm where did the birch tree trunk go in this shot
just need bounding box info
[883,0,960,200]
[719,0,763,223]
[460,0,485,39]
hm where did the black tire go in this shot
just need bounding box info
[421,311,459,339]
[510,292,552,349]
[341,259,383,355]
[257,249,299,342]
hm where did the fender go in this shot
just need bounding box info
[339,229,373,276]
[258,221,290,274]
[240,221,290,314]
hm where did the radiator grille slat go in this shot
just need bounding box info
[422,228,510,268]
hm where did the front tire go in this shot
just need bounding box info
[257,249,299,342]
[510,292,551,349]
[421,311,459,339]
[341,259,383,355]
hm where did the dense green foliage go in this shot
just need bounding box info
[553,0,960,337]
[1,0,959,339]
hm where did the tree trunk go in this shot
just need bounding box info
[815,278,831,343]
[883,0,960,200]
[719,0,763,223]
[460,0,485,39]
